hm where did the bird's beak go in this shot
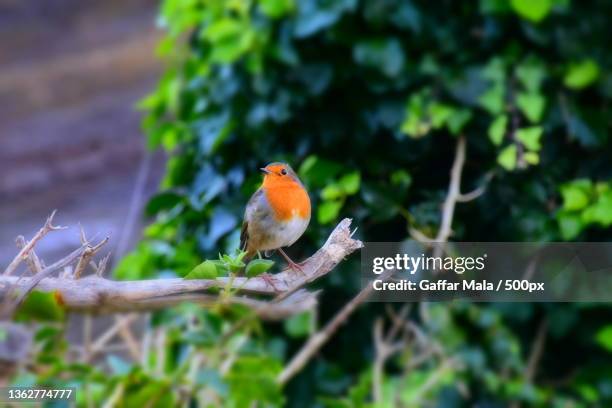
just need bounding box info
[260,167,271,174]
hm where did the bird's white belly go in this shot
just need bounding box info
[261,216,309,250]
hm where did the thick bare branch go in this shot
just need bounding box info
[0,219,362,320]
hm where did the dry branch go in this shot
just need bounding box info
[0,218,362,320]
[3,210,65,276]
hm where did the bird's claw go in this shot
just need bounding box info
[286,260,306,276]
[260,273,281,292]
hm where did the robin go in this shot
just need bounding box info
[240,162,311,277]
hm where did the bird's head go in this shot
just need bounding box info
[260,162,303,189]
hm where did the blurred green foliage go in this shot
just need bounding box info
[12,0,612,406]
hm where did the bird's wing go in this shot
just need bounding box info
[240,220,249,252]
[240,188,264,253]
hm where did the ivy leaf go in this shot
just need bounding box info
[204,19,243,43]
[245,259,275,278]
[516,126,543,151]
[558,212,583,240]
[391,170,412,188]
[516,60,546,92]
[582,191,612,226]
[429,103,454,128]
[516,92,546,123]
[478,84,505,115]
[488,114,508,146]
[318,201,343,224]
[338,172,361,195]
[401,93,429,138]
[15,291,64,322]
[259,0,294,18]
[481,58,506,82]
[185,260,218,280]
[447,109,473,134]
[510,0,552,23]
[497,144,517,170]
[595,325,612,352]
[560,180,592,211]
[321,184,343,200]
[564,60,600,90]
[523,151,540,165]
[353,38,405,78]
[299,156,343,188]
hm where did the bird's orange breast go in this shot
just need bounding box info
[264,184,311,222]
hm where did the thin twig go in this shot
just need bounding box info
[74,236,110,279]
[9,243,89,311]
[115,152,152,260]
[96,253,112,277]
[435,136,466,243]
[83,314,93,361]
[277,270,393,385]
[3,210,66,276]
[525,318,549,383]
[87,314,139,362]
[15,236,43,275]
[372,306,411,404]
[116,315,142,361]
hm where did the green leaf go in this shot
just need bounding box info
[582,190,612,226]
[245,259,275,278]
[338,172,361,195]
[185,260,218,279]
[516,92,546,123]
[510,0,551,22]
[145,192,183,216]
[523,151,540,165]
[15,291,64,322]
[557,212,583,240]
[391,170,412,188]
[299,156,343,188]
[564,59,600,90]
[259,0,294,18]
[284,311,314,338]
[560,180,592,211]
[497,144,517,170]
[488,114,508,146]
[401,93,430,138]
[204,19,243,43]
[478,84,505,115]
[429,103,454,128]
[447,109,472,134]
[482,58,506,82]
[516,126,543,151]
[321,184,343,200]
[516,60,546,92]
[596,325,612,352]
[318,200,343,224]
[203,19,255,63]
[353,38,405,78]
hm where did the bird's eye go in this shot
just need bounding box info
[280,168,287,175]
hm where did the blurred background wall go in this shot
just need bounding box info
[0,0,164,267]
